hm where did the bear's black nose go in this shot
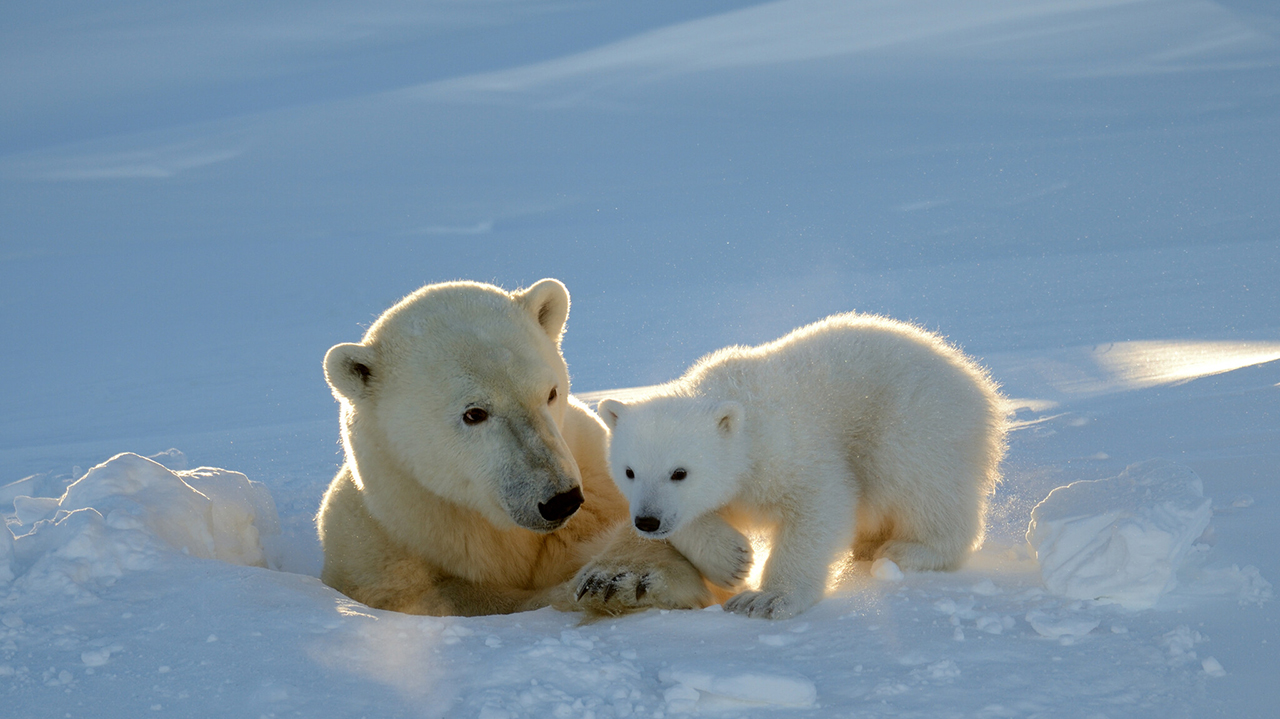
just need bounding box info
[538,487,584,522]
[634,516,661,533]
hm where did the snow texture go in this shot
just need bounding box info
[659,663,818,711]
[1027,459,1213,609]
[2,0,1279,716]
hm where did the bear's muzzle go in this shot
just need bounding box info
[538,486,584,522]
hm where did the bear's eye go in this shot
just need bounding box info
[548,387,558,404]
[670,468,688,481]
[462,407,489,425]
[624,468,635,479]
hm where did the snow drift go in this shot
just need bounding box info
[2,452,280,597]
[1026,459,1213,609]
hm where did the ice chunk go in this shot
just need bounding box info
[919,659,960,680]
[970,579,1001,596]
[871,557,904,581]
[1161,625,1205,665]
[1025,610,1100,639]
[1176,558,1273,605]
[975,614,1009,634]
[660,663,817,711]
[1026,460,1212,609]
[1201,657,1226,677]
[81,646,121,667]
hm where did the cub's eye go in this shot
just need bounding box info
[462,407,489,425]
[548,387,558,404]
[624,468,635,479]
[670,468,688,481]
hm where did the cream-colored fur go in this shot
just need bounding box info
[597,313,1008,620]
[316,279,710,616]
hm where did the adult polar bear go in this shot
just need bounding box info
[597,313,1007,620]
[317,279,710,616]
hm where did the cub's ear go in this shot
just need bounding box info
[515,278,570,345]
[714,401,743,437]
[595,398,627,431]
[324,343,378,402]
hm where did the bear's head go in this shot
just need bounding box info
[324,279,585,533]
[596,396,748,539]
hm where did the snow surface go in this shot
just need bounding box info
[3,1,1279,717]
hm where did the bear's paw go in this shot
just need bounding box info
[723,589,814,620]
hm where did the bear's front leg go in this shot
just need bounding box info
[723,481,854,620]
[668,511,753,589]
[570,524,713,616]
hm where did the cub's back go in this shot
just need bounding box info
[684,313,987,409]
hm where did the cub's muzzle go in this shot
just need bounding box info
[634,515,662,533]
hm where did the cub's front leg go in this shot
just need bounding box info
[668,511,753,589]
[723,481,853,620]
[570,524,713,616]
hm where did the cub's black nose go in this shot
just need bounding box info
[538,487,584,522]
[634,516,661,533]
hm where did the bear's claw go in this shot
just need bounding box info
[570,528,715,616]
[723,588,816,620]
[573,567,683,616]
[574,569,647,615]
[601,573,628,602]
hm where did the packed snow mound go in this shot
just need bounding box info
[1,452,281,594]
[1026,459,1212,609]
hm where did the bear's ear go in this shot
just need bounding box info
[325,343,378,403]
[515,278,570,345]
[714,402,742,437]
[596,398,627,431]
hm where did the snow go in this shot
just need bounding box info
[1026,459,1215,609]
[3,0,1280,717]
[870,558,905,583]
[659,662,818,711]
[1201,655,1228,677]
[3,452,279,603]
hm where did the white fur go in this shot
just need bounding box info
[598,313,1007,619]
[316,279,713,616]
[325,279,580,533]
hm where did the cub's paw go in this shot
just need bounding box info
[669,515,754,589]
[681,531,753,589]
[723,589,812,620]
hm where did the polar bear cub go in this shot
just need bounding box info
[596,313,1007,619]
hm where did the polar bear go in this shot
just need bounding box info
[316,279,711,616]
[596,313,1007,620]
